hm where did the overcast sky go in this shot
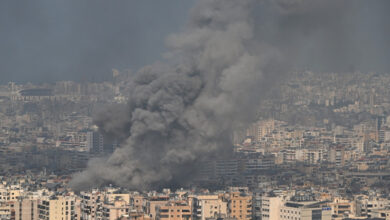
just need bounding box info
[0,0,195,83]
[1,0,390,84]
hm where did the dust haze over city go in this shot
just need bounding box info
[1,1,390,220]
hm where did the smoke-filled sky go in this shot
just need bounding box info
[1,0,390,84]
[3,0,389,190]
[0,0,195,83]
[68,0,390,191]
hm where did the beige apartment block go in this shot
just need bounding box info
[38,196,75,220]
[101,199,131,220]
[14,199,39,220]
[228,192,252,220]
[196,194,227,220]
[156,201,192,220]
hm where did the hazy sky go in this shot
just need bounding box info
[1,0,390,84]
[0,0,195,83]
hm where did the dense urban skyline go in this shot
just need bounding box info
[1,0,390,220]
[1,71,390,219]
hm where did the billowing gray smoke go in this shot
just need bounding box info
[70,0,390,190]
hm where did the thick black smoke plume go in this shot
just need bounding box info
[70,0,390,190]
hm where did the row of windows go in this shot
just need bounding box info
[362,203,383,208]
[160,209,191,213]
[281,209,300,215]
[160,214,189,218]
[0,192,17,195]
[281,215,300,220]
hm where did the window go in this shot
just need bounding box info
[312,210,322,220]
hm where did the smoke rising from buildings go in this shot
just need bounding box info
[70,0,390,190]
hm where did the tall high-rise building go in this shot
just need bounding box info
[87,131,118,155]
[261,195,284,220]
[14,199,39,220]
[38,196,75,220]
[87,131,104,153]
[246,119,275,143]
[329,145,345,167]
[228,191,252,220]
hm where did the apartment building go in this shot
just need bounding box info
[100,199,131,220]
[228,192,252,220]
[328,197,356,219]
[38,196,75,220]
[194,194,227,220]
[280,201,331,220]
[14,199,39,220]
[156,201,192,220]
